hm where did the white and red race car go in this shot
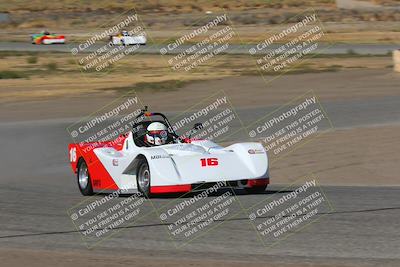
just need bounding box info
[109,31,146,46]
[68,109,269,197]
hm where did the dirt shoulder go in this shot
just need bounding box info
[272,125,400,186]
[1,67,399,121]
[0,53,393,105]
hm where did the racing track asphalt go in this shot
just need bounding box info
[0,41,398,55]
[0,97,400,266]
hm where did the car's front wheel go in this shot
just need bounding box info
[137,159,151,197]
[77,158,94,196]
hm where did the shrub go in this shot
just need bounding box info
[46,62,58,71]
[0,70,27,79]
[27,56,38,64]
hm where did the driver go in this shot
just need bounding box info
[144,122,168,146]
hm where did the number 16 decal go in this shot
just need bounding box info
[200,158,218,167]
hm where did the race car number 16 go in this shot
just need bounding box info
[69,147,77,162]
[200,158,218,167]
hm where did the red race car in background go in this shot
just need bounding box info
[31,31,65,45]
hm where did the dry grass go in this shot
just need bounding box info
[372,0,400,5]
[0,51,392,103]
[1,0,399,45]
[0,0,335,13]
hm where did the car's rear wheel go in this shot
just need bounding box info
[77,158,94,196]
[137,159,151,197]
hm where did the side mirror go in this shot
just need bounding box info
[193,123,203,130]
[188,123,203,139]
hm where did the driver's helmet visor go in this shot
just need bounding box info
[148,130,167,138]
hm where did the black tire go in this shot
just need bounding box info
[77,158,94,196]
[245,185,268,194]
[136,158,151,197]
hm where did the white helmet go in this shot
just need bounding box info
[145,122,168,146]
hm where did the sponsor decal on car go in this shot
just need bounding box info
[248,149,265,154]
[151,155,170,160]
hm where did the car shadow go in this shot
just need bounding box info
[147,187,294,199]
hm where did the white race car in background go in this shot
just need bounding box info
[109,30,146,46]
[68,108,270,197]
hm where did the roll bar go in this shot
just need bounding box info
[135,106,178,137]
